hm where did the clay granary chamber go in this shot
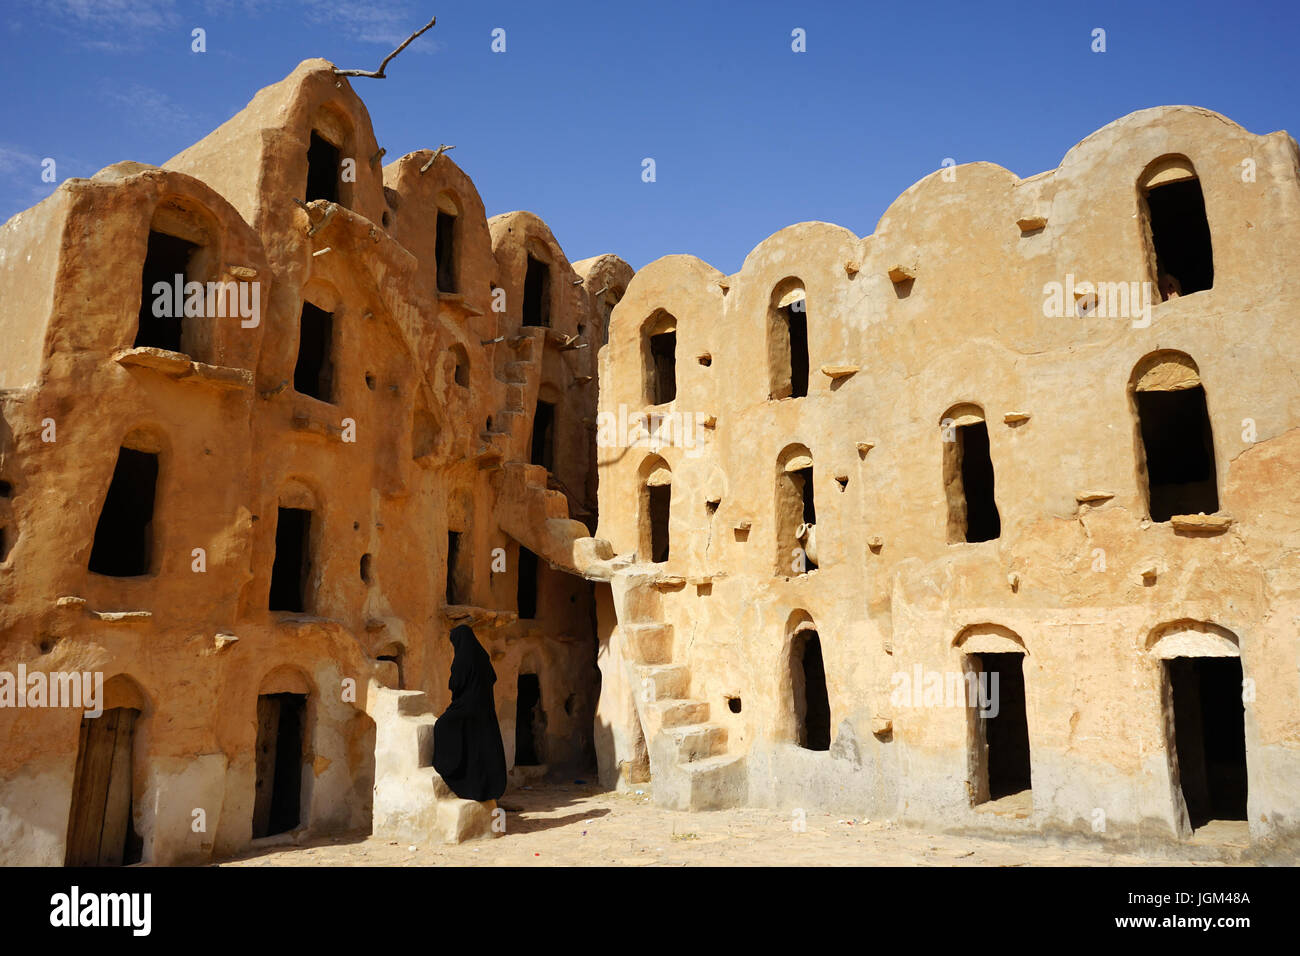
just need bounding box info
[1,60,1297,864]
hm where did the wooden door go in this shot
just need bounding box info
[65,707,138,866]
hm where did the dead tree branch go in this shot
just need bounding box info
[419,144,456,173]
[334,16,437,78]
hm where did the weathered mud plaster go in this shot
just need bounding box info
[0,60,625,865]
[595,105,1300,857]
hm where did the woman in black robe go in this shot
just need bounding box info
[432,624,507,801]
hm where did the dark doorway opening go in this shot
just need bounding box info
[523,256,550,327]
[1136,386,1218,522]
[531,400,555,472]
[436,211,458,293]
[294,302,335,402]
[305,132,340,204]
[517,546,539,620]
[649,330,677,404]
[973,652,1031,801]
[958,422,1001,543]
[253,693,306,838]
[136,231,197,352]
[445,530,464,605]
[1167,656,1247,829]
[88,447,159,578]
[1147,178,1214,296]
[786,304,809,399]
[269,507,311,612]
[515,673,543,766]
[792,630,830,750]
[65,707,143,866]
[648,484,671,563]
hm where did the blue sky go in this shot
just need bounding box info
[2,0,1297,272]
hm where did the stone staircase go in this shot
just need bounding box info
[368,680,499,844]
[612,569,746,810]
[485,330,543,452]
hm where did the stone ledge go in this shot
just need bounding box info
[1170,513,1233,534]
[114,348,254,390]
[89,609,152,623]
[436,291,485,319]
[440,605,518,627]
[820,364,859,381]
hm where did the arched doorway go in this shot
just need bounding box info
[65,675,148,866]
[1149,621,1248,833]
[253,667,313,838]
[784,611,831,751]
[955,625,1031,806]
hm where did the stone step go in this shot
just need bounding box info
[504,361,533,384]
[650,749,754,811]
[516,462,550,487]
[678,753,747,811]
[506,383,526,412]
[638,663,690,701]
[507,336,536,361]
[394,690,435,717]
[681,753,744,776]
[490,410,526,436]
[624,622,673,664]
[541,488,570,519]
[662,722,726,762]
[653,698,710,727]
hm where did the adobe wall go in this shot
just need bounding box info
[0,60,624,864]
[596,105,1300,850]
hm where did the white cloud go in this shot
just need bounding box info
[0,145,43,178]
[300,1,443,53]
[35,0,442,55]
[41,0,179,31]
[101,83,197,133]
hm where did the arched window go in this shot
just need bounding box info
[294,299,335,402]
[1139,155,1213,299]
[304,106,353,208]
[784,612,830,751]
[270,479,319,613]
[89,427,164,578]
[531,388,558,473]
[435,192,460,294]
[1130,352,1218,522]
[638,455,671,563]
[135,196,218,357]
[775,444,817,574]
[767,280,809,400]
[642,310,677,406]
[941,404,1000,543]
[523,249,551,328]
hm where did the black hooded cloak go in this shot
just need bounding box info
[432,624,507,801]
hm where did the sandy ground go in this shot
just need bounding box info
[219,781,1236,867]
